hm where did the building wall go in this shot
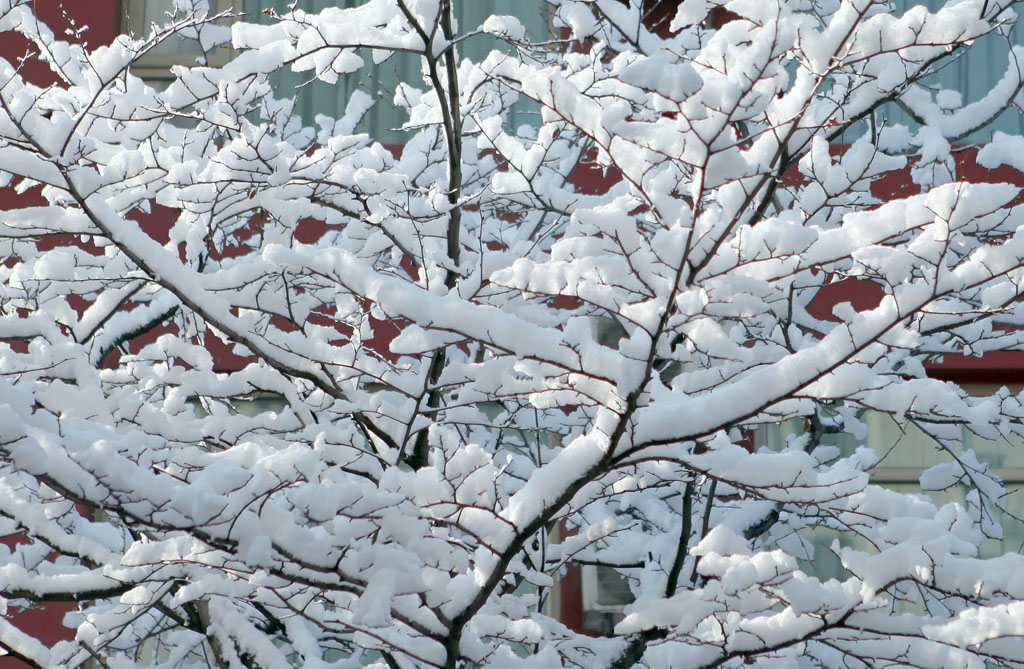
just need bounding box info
[4,0,1024,656]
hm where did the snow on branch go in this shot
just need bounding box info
[2,0,1024,666]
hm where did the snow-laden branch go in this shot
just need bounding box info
[3,0,1024,666]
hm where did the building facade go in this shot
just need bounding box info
[3,0,1024,663]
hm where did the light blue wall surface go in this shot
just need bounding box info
[885,0,1024,140]
[241,1,549,140]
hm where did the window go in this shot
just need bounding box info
[580,564,634,635]
[125,0,551,142]
[122,0,243,80]
[761,388,1024,582]
[187,394,292,451]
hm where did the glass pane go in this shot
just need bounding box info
[139,0,206,55]
[863,414,943,471]
[963,429,1024,469]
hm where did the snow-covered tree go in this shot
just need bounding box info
[6,0,1024,666]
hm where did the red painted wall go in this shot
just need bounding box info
[0,3,121,665]
[0,1,121,87]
